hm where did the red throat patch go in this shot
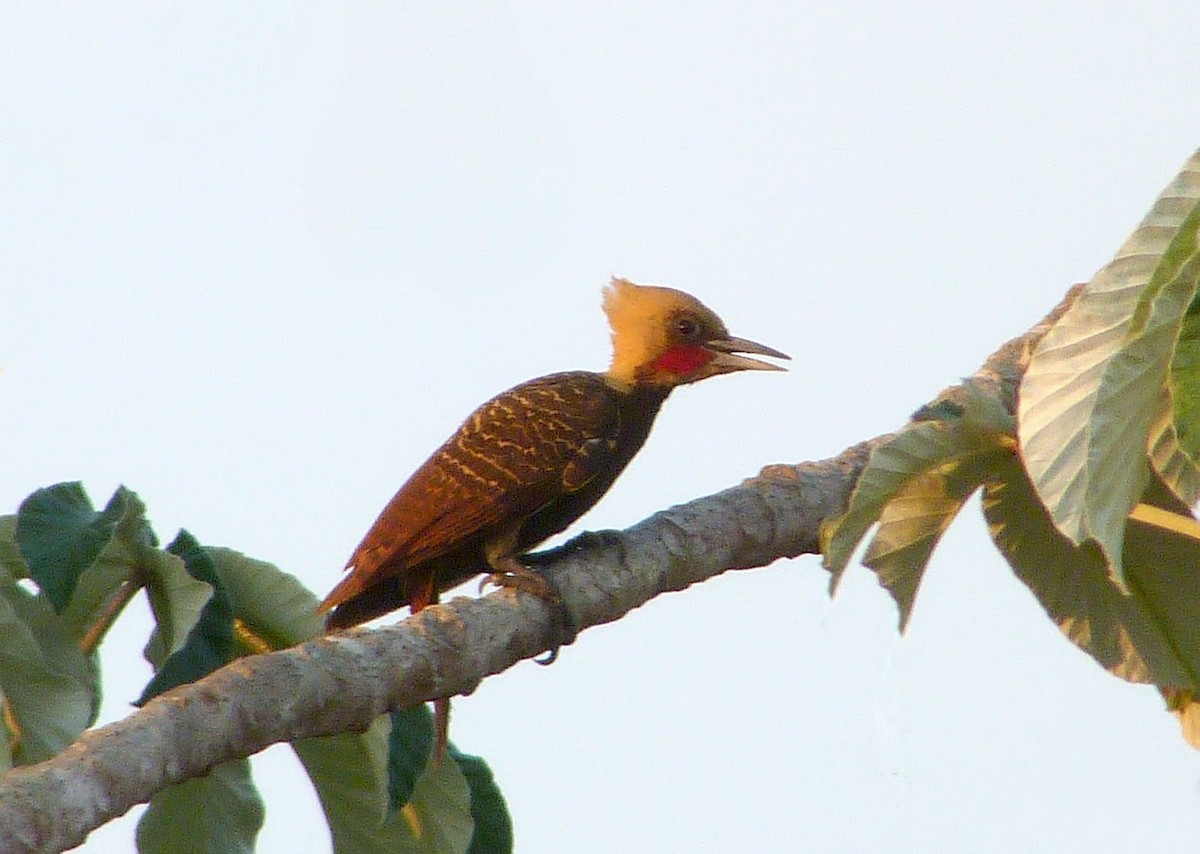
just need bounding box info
[652,345,713,377]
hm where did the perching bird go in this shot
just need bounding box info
[318,277,787,757]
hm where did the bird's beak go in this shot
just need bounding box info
[704,336,790,374]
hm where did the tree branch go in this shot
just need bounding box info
[0,285,1084,853]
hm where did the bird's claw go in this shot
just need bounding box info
[486,562,578,664]
[486,566,557,600]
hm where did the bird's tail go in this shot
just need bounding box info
[319,570,419,631]
[318,570,450,764]
[411,583,451,766]
[320,573,452,765]
[433,698,451,766]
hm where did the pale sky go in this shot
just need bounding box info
[5,4,1200,852]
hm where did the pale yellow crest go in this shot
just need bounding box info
[601,277,727,387]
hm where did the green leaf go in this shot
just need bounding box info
[983,456,1200,690]
[0,706,12,771]
[1170,296,1200,461]
[60,488,160,647]
[862,450,1008,630]
[136,532,234,705]
[1019,150,1200,582]
[294,716,410,853]
[207,547,324,650]
[1147,387,1200,508]
[388,706,436,808]
[15,483,143,612]
[0,516,25,582]
[822,380,1013,590]
[389,707,509,854]
[821,422,958,585]
[136,758,264,854]
[13,483,163,655]
[401,752,474,854]
[955,379,1020,437]
[142,546,213,670]
[162,546,492,852]
[0,571,100,763]
[298,707,501,853]
[451,749,513,854]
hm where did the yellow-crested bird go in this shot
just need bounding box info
[319,277,788,758]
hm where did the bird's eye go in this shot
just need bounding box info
[675,316,701,341]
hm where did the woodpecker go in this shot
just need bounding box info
[318,277,787,756]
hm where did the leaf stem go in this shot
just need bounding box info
[79,578,140,655]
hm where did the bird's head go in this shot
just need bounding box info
[602,277,789,390]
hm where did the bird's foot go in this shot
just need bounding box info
[485,558,578,665]
[485,564,555,598]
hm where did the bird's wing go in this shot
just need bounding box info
[345,372,620,580]
[560,435,620,493]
